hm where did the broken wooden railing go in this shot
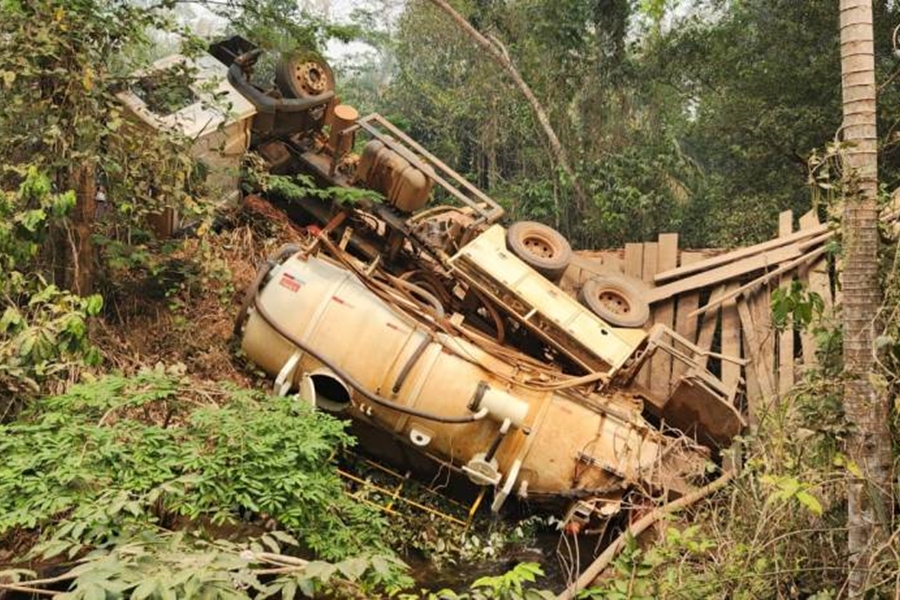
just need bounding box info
[561,208,838,422]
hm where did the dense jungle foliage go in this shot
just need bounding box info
[343,0,900,247]
[3,0,900,597]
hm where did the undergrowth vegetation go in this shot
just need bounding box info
[0,368,387,561]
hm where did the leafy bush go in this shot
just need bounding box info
[0,368,387,561]
[3,528,412,599]
[0,168,103,412]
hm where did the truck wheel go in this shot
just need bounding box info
[578,275,650,328]
[275,53,334,99]
[506,221,572,282]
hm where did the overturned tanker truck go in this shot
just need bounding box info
[198,36,748,531]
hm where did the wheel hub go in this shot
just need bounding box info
[523,236,553,258]
[293,62,328,95]
[597,291,630,315]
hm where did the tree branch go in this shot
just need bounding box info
[427,0,588,225]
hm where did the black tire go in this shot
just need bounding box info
[275,53,334,99]
[578,274,650,328]
[506,221,572,282]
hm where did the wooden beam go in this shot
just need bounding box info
[638,243,658,388]
[799,210,834,313]
[672,252,703,380]
[721,283,742,392]
[696,285,726,370]
[624,243,644,280]
[749,286,777,401]
[738,300,762,423]
[737,298,775,422]
[651,234,678,395]
[647,242,804,304]
[797,210,830,366]
[777,211,795,394]
[688,245,829,319]
[653,222,829,283]
[569,253,616,279]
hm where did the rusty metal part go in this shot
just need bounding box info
[328,104,359,159]
[619,325,746,447]
[357,138,436,213]
[275,54,335,100]
[294,61,329,94]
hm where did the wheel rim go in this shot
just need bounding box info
[596,290,631,316]
[522,234,555,259]
[293,61,328,95]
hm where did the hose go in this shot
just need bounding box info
[250,290,488,424]
[387,275,445,318]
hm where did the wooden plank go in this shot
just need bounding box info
[647,242,804,304]
[569,253,619,279]
[798,210,830,364]
[737,299,762,422]
[737,297,775,422]
[641,243,659,294]
[742,333,761,419]
[624,243,644,279]
[688,244,829,319]
[672,252,703,380]
[721,283,741,393]
[749,287,776,402]
[778,211,795,394]
[638,243,658,388]
[799,210,833,308]
[651,234,678,395]
[654,222,829,283]
[696,285,727,370]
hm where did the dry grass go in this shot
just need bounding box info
[94,198,310,386]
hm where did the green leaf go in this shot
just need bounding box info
[796,490,823,516]
[131,578,158,600]
[336,557,368,582]
[16,209,47,233]
[268,530,299,547]
[0,306,22,333]
[51,191,76,217]
[84,295,103,316]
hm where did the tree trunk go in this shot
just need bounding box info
[839,1,892,595]
[67,163,97,295]
[427,0,589,227]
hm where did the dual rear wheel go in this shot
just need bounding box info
[505,221,650,328]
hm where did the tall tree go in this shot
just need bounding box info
[838,0,892,594]
[426,0,589,227]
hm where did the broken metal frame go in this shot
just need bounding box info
[618,324,748,446]
[618,324,746,404]
[447,225,647,379]
[336,454,482,529]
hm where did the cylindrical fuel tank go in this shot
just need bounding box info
[328,104,358,156]
[356,139,435,213]
[240,252,695,503]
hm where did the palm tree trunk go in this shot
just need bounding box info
[839,1,892,594]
